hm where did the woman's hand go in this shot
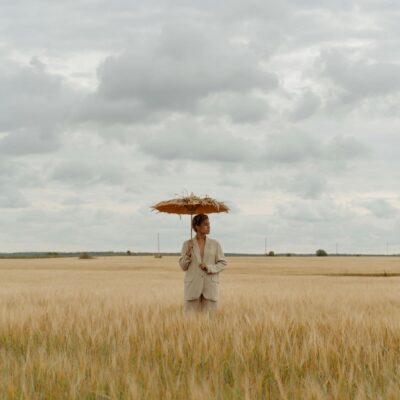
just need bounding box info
[198,262,208,272]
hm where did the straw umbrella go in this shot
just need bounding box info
[150,192,230,240]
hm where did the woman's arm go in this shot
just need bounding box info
[205,241,227,274]
[179,241,191,271]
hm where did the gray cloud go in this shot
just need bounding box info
[263,130,370,167]
[132,116,371,173]
[0,126,60,155]
[49,159,130,187]
[0,57,80,131]
[198,92,271,124]
[317,48,400,106]
[361,198,398,219]
[281,173,328,200]
[89,22,278,118]
[0,56,82,155]
[274,198,355,223]
[135,117,256,163]
[288,89,321,121]
[0,185,30,208]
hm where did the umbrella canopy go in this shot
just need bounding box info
[150,192,230,239]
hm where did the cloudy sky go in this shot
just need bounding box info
[1,0,400,254]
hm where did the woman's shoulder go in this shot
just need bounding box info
[182,237,220,245]
[208,237,220,245]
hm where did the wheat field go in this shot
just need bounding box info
[1,255,400,399]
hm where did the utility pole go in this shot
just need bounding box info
[154,232,162,258]
[265,236,267,255]
[386,241,389,256]
[336,242,338,256]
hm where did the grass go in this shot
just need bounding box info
[1,256,400,399]
[320,272,400,277]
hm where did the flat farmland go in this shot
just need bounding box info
[1,256,400,399]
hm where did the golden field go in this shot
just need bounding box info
[1,255,400,399]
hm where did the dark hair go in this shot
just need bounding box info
[192,214,209,232]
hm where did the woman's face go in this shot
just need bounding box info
[196,218,210,235]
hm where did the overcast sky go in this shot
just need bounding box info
[1,0,400,254]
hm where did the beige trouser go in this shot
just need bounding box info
[184,293,218,314]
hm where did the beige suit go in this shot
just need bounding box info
[179,237,227,311]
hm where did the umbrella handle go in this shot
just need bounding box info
[190,214,193,240]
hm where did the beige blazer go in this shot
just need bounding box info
[179,236,227,301]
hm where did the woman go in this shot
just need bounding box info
[179,213,227,314]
